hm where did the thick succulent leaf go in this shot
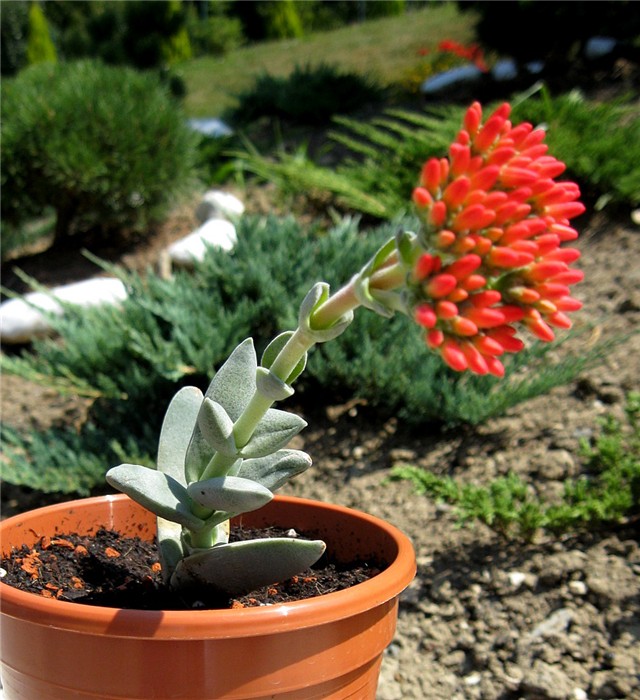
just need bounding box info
[255,367,294,402]
[170,537,326,596]
[106,464,204,530]
[238,449,312,492]
[156,517,184,584]
[157,386,203,486]
[185,339,257,481]
[261,331,307,385]
[204,338,257,420]
[197,398,237,457]
[187,475,273,513]
[239,408,307,458]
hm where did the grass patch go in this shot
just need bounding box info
[179,3,476,117]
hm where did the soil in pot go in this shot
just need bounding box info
[0,524,382,610]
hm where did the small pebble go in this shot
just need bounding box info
[569,580,588,596]
[464,673,482,686]
[508,571,527,589]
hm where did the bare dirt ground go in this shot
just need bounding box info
[2,198,638,699]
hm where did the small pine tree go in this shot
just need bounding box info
[26,1,56,66]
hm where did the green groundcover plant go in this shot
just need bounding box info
[391,392,640,540]
[99,100,587,599]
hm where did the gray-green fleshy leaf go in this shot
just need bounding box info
[206,338,257,420]
[239,408,307,458]
[185,339,257,481]
[157,386,203,486]
[299,282,354,342]
[106,463,205,530]
[197,398,237,457]
[170,537,326,596]
[238,449,312,492]
[156,517,184,584]
[255,366,294,402]
[187,475,273,513]
[261,331,307,384]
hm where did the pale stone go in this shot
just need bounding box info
[196,190,245,223]
[568,580,588,596]
[0,278,128,344]
[507,571,527,590]
[167,219,237,266]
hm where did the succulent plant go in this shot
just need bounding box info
[107,101,585,600]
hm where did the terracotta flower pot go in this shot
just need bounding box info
[0,494,415,699]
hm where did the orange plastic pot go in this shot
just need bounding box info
[0,494,415,699]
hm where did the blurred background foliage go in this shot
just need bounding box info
[1,0,638,501]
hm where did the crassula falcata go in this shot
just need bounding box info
[107,101,585,599]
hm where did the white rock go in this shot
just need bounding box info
[187,118,233,138]
[464,673,482,686]
[571,688,588,700]
[525,60,545,74]
[507,571,527,589]
[585,36,617,60]
[420,64,483,94]
[529,607,574,640]
[0,278,128,344]
[568,580,588,596]
[491,58,518,82]
[167,219,237,266]
[195,190,245,223]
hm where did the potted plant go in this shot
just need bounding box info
[0,101,585,699]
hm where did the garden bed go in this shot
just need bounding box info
[2,203,638,699]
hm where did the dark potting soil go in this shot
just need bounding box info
[0,526,382,610]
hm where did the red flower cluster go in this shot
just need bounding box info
[411,101,585,376]
[437,39,488,72]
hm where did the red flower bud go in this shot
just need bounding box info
[426,329,444,348]
[426,274,458,298]
[441,339,468,371]
[443,177,471,209]
[436,300,458,319]
[413,187,433,208]
[463,307,506,329]
[461,342,489,374]
[453,204,495,232]
[451,316,479,336]
[415,304,437,328]
[429,201,448,227]
[421,158,442,192]
[445,254,482,280]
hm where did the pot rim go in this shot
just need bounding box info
[0,494,416,639]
